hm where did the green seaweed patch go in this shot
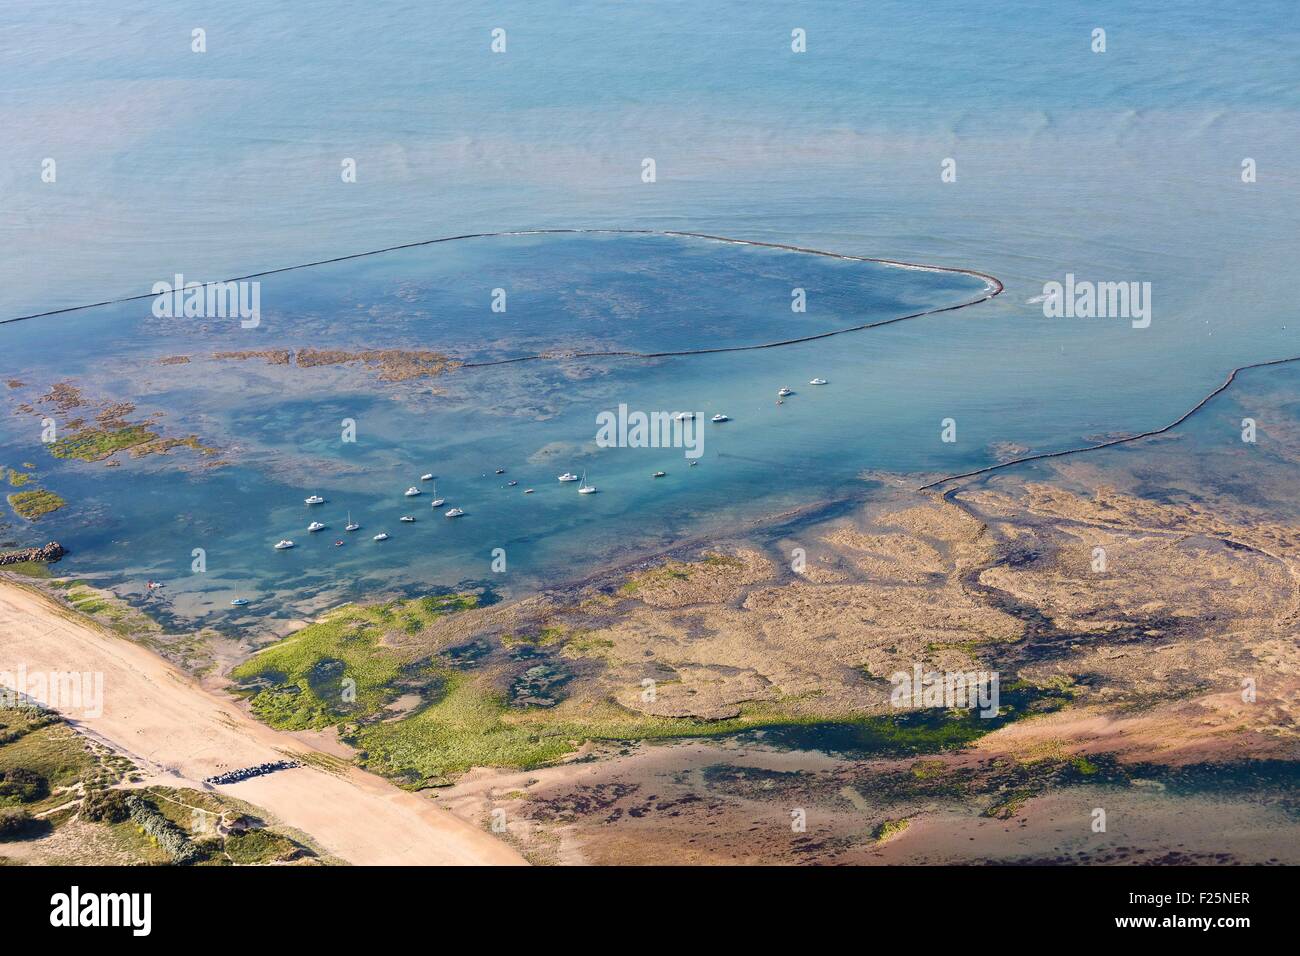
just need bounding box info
[1,561,52,579]
[353,682,783,786]
[983,788,1037,820]
[618,552,744,596]
[237,596,1077,788]
[618,564,690,594]
[910,759,947,780]
[3,468,31,488]
[558,632,615,658]
[733,681,1074,758]
[231,594,479,730]
[351,684,972,787]
[870,817,911,842]
[64,585,156,637]
[49,425,156,462]
[6,489,66,520]
[347,681,1076,787]
[501,625,567,649]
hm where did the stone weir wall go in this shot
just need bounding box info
[0,542,66,566]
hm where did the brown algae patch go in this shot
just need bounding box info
[5,381,222,465]
[210,347,461,382]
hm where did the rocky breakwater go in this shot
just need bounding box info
[0,541,66,566]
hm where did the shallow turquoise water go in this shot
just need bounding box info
[2,2,1298,629]
[2,232,1000,623]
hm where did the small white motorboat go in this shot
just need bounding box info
[444,507,465,518]
[231,597,250,607]
[711,413,729,423]
[506,480,518,487]
[673,412,695,421]
[523,488,534,494]
[305,495,325,505]
[345,512,360,532]
[653,471,666,478]
[495,468,506,475]
[308,521,326,533]
[420,473,434,481]
[809,378,828,386]
[373,532,390,541]
[557,472,579,482]
[400,515,415,523]
[404,487,421,497]
[778,387,793,397]
[274,540,295,550]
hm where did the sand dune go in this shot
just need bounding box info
[0,582,524,866]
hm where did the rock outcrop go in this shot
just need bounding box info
[0,541,66,566]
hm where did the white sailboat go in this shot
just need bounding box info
[429,482,445,507]
[345,512,360,532]
[578,471,597,494]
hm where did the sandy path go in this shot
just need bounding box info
[0,582,524,866]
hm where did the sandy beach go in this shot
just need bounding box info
[0,581,524,866]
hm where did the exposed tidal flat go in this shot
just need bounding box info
[4,234,1300,863]
[213,362,1300,863]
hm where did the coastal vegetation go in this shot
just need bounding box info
[0,704,313,864]
[126,793,201,864]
